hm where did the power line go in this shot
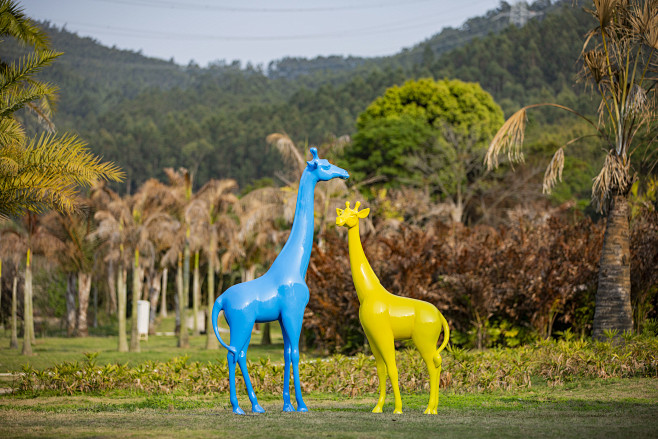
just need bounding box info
[49,9,470,42]
[90,0,436,13]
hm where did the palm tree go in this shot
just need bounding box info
[133,179,180,335]
[0,223,22,348]
[0,1,123,218]
[188,179,239,348]
[42,205,99,337]
[485,0,657,339]
[89,181,121,315]
[162,167,195,349]
[0,213,52,354]
[93,195,133,352]
[123,178,180,351]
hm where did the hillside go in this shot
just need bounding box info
[0,0,597,195]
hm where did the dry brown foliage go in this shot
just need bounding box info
[306,212,608,353]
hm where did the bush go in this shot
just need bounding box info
[14,337,658,396]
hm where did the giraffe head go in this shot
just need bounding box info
[306,147,349,181]
[336,201,370,229]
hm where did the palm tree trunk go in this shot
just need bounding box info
[261,322,272,345]
[592,194,634,340]
[22,249,33,355]
[117,265,128,352]
[77,272,92,337]
[106,259,117,314]
[93,284,98,328]
[148,271,161,334]
[192,250,200,336]
[0,260,3,332]
[10,276,18,349]
[65,272,76,336]
[27,253,35,344]
[205,238,218,350]
[130,249,142,352]
[178,249,189,348]
[175,259,181,334]
[160,267,168,318]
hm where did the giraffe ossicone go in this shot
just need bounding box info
[336,201,450,415]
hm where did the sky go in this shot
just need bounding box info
[20,0,505,67]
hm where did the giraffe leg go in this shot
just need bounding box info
[281,308,307,412]
[375,330,402,414]
[228,319,260,414]
[226,350,244,415]
[237,345,265,413]
[280,319,295,412]
[414,333,439,415]
[368,340,387,413]
[432,350,443,413]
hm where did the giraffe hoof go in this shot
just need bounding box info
[283,403,295,412]
[424,408,437,415]
[393,409,403,414]
[233,406,246,415]
[252,404,265,413]
[296,405,308,412]
[372,406,383,413]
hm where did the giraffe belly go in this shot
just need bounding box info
[359,300,415,340]
[388,305,415,339]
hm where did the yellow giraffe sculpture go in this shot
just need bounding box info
[336,201,450,414]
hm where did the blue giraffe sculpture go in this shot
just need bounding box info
[212,147,349,415]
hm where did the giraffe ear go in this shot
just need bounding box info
[336,208,343,216]
[357,208,370,218]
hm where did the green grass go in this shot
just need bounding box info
[0,317,303,372]
[1,378,657,438]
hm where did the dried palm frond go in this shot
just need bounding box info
[591,151,633,212]
[626,84,650,118]
[583,49,608,85]
[542,148,565,195]
[266,132,306,174]
[485,107,527,170]
[590,0,624,31]
[628,0,658,49]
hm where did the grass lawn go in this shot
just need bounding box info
[0,318,301,372]
[1,378,657,438]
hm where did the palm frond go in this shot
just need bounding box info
[592,151,633,212]
[0,0,50,50]
[485,107,527,170]
[266,132,306,173]
[0,117,24,146]
[542,148,565,195]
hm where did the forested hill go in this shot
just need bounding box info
[2,1,592,193]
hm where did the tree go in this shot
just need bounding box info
[485,0,658,340]
[42,206,99,337]
[341,78,504,223]
[0,213,51,354]
[0,1,123,218]
[92,193,133,352]
[188,178,239,349]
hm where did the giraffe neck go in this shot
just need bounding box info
[271,169,317,279]
[347,223,382,303]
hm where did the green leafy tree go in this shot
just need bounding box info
[486,0,658,340]
[342,78,504,222]
[0,0,123,218]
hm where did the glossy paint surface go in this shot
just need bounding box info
[212,147,348,415]
[336,201,450,415]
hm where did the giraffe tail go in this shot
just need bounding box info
[435,315,450,365]
[212,295,237,357]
